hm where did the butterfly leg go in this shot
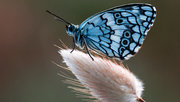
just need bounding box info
[70,37,76,53]
[83,37,94,61]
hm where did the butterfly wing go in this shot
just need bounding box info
[79,3,156,60]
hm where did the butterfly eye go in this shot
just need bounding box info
[68,25,74,32]
[114,13,121,18]
[121,38,130,47]
[124,31,131,38]
[116,19,123,24]
[66,25,75,35]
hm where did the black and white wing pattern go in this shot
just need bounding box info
[79,3,156,60]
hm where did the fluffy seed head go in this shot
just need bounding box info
[59,49,144,102]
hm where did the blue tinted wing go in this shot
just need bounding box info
[80,4,156,60]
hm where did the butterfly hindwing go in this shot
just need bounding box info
[79,4,156,60]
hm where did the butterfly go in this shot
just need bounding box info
[47,3,156,61]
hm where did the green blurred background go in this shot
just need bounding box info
[0,0,180,102]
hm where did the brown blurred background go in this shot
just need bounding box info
[0,0,180,102]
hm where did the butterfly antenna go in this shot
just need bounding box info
[46,10,71,26]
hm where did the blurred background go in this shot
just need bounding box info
[0,0,180,102]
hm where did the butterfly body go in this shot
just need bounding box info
[50,3,157,60]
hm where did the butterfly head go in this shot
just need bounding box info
[66,24,79,36]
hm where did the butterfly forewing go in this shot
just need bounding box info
[79,4,156,60]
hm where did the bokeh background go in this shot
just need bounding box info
[0,0,180,102]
